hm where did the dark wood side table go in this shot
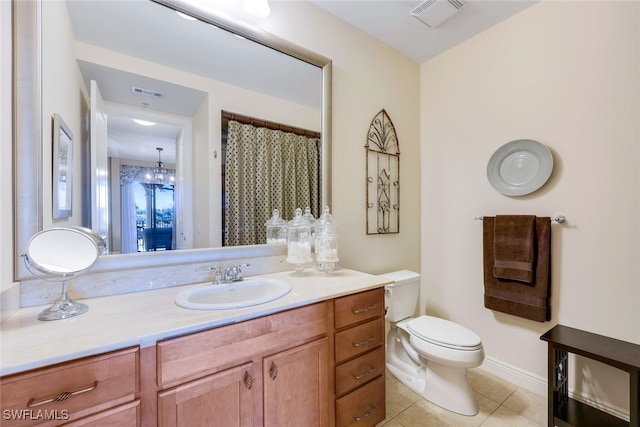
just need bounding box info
[541,324,640,427]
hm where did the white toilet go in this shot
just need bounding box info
[381,270,485,416]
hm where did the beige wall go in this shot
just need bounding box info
[421,0,639,415]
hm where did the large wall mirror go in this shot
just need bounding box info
[14,0,332,281]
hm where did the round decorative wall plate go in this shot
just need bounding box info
[486,139,553,196]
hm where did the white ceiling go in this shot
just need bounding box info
[310,0,538,63]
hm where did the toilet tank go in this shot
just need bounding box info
[378,270,421,322]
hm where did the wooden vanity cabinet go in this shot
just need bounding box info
[154,302,330,427]
[0,347,140,427]
[333,288,386,427]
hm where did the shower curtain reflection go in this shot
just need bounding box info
[223,119,321,246]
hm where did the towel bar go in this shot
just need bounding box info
[475,215,566,224]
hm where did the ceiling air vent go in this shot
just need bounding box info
[410,0,465,28]
[131,86,164,99]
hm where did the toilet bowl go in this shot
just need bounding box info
[381,270,485,416]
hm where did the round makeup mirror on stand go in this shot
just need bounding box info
[24,227,105,320]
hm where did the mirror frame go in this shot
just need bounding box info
[13,0,332,281]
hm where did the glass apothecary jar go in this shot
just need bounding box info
[265,209,286,244]
[286,208,313,275]
[313,206,339,273]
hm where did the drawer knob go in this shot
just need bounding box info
[353,404,377,421]
[353,365,376,380]
[269,362,278,380]
[27,381,98,408]
[352,336,375,348]
[243,371,253,390]
[352,304,376,314]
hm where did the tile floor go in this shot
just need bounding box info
[379,368,547,426]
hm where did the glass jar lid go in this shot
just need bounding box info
[313,206,338,235]
[288,208,310,229]
[265,209,286,227]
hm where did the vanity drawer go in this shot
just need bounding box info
[335,318,384,363]
[335,288,384,329]
[0,347,139,427]
[335,347,384,397]
[335,376,385,427]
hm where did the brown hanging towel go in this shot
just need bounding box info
[482,216,551,322]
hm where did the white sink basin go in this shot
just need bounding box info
[175,278,292,310]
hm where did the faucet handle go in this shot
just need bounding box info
[236,263,250,281]
[224,264,235,281]
[208,266,223,284]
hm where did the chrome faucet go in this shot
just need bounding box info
[210,264,250,285]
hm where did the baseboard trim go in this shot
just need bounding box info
[478,356,629,422]
[479,356,547,398]
[569,391,630,422]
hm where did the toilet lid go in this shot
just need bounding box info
[407,316,482,350]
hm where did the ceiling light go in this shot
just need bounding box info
[243,0,270,18]
[146,147,175,187]
[133,119,156,127]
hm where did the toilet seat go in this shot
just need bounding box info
[407,316,482,351]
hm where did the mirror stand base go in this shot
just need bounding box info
[38,285,89,321]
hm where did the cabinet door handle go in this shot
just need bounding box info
[352,336,375,347]
[353,404,377,421]
[243,371,253,390]
[269,362,278,380]
[353,365,376,380]
[27,381,99,408]
[352,304,375,314]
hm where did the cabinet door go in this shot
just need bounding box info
[263,338,329,427]
[158,362,256,427]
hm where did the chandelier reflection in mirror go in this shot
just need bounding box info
[146,147,175,187]
[365,109,400,234]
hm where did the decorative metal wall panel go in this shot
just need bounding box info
[365,109,400,234]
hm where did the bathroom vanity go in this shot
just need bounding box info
[0,269,388,426]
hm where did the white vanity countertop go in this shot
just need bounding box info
[0,269,391,376]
